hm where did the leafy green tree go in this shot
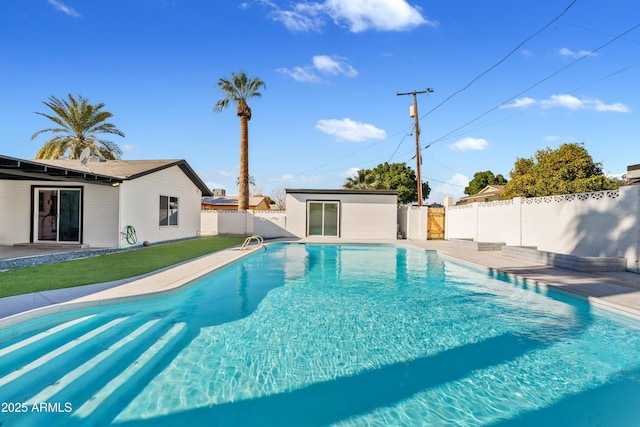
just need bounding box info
[343,162,430,204]
[502,142,620,198]
[464,171,508,195]
[214,70,266,210]
[32,94,125,159]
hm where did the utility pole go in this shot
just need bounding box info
[396,88,434,207]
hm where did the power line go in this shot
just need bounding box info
[424,21,640,149]
[420,0,579,122]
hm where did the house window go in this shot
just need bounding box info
[159,195,179,226]
[307,201,339,236]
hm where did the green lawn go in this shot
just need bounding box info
[0,236,246,298]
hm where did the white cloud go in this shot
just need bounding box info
[261,0,436,33]
[448,137,489,152]
[276,66,321,82]
[501,97,536,109]
[557,47,597,58]
[521,49,533,58]
[316,118,387,142]
[312,55,358,77]
[48,0,81,17]
[427,173,469,205]
[341,167,361,179]
[591,100,630,113]
[323,0,433,32]
[502,94,630,113]
[278,55,358,82]
[540,94,631,112]
[540,94,584,110]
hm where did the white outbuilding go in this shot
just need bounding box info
[285,189,398,240]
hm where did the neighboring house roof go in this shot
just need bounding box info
[627,163,640,185]
[202,196,270,209]
[0,155,212,196]
[457,185,505,204]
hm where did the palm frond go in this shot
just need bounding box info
[32,94,125,159]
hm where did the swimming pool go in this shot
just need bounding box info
[1,243,640,426]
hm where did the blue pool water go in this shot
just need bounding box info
[1,243,640,426]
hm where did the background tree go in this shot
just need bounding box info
[502,142,620,199]
[214,70,265,211]
[343,162,430,204]
[343,169,382,190]
[464,170,508,195]
[31,94,125,159]
[269,187,287,210]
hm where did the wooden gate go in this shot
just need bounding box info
[427,208,445,239]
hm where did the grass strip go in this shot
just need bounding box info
[0,236,246,298]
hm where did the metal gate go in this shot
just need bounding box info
[427,208,445,239]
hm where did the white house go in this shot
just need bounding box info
[0,155,212,248]
[285,189,398,240]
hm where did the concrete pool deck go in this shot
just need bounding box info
[1,239,640,327]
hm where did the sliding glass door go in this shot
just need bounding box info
[307,201,339,236]
[36,188,82,243]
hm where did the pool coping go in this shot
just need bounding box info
[1,239,639,328]
[0,244,262,328]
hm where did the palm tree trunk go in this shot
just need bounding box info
[238,114,249,211]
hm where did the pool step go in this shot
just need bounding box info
[0,317,128,389]
[0,312,158,400]
[24,319,162,405]
[0,317,188,427]
[0,314,113,376]
[73,322,187,424]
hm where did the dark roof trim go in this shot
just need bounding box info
[0,154,121,185]
[628,164,640,172]
[0,155,213,195]
[286,188,398,195]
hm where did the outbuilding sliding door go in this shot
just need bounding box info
[307,201,339,236]
[35,188,82,243]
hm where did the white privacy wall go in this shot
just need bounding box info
[445,186,640,271]
[200,210,290,239]
[397,206,428,240]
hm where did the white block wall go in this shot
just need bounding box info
[445,187,640,271]
[200,210,291,239]
[397,206,428,240]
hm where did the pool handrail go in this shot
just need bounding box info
[241,235,264,251]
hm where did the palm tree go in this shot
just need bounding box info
[344,169,380,190]
[214,71,265,210]
[31,94,125,160]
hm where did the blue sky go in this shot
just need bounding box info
[1,0,638,203]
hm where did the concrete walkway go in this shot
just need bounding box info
[407,240,640,317]
[1,240,640,327]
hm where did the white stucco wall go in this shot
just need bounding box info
[0,180,119,247]
[285,190,397,240]
[118,165,203,247]
[0,181,33,245]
